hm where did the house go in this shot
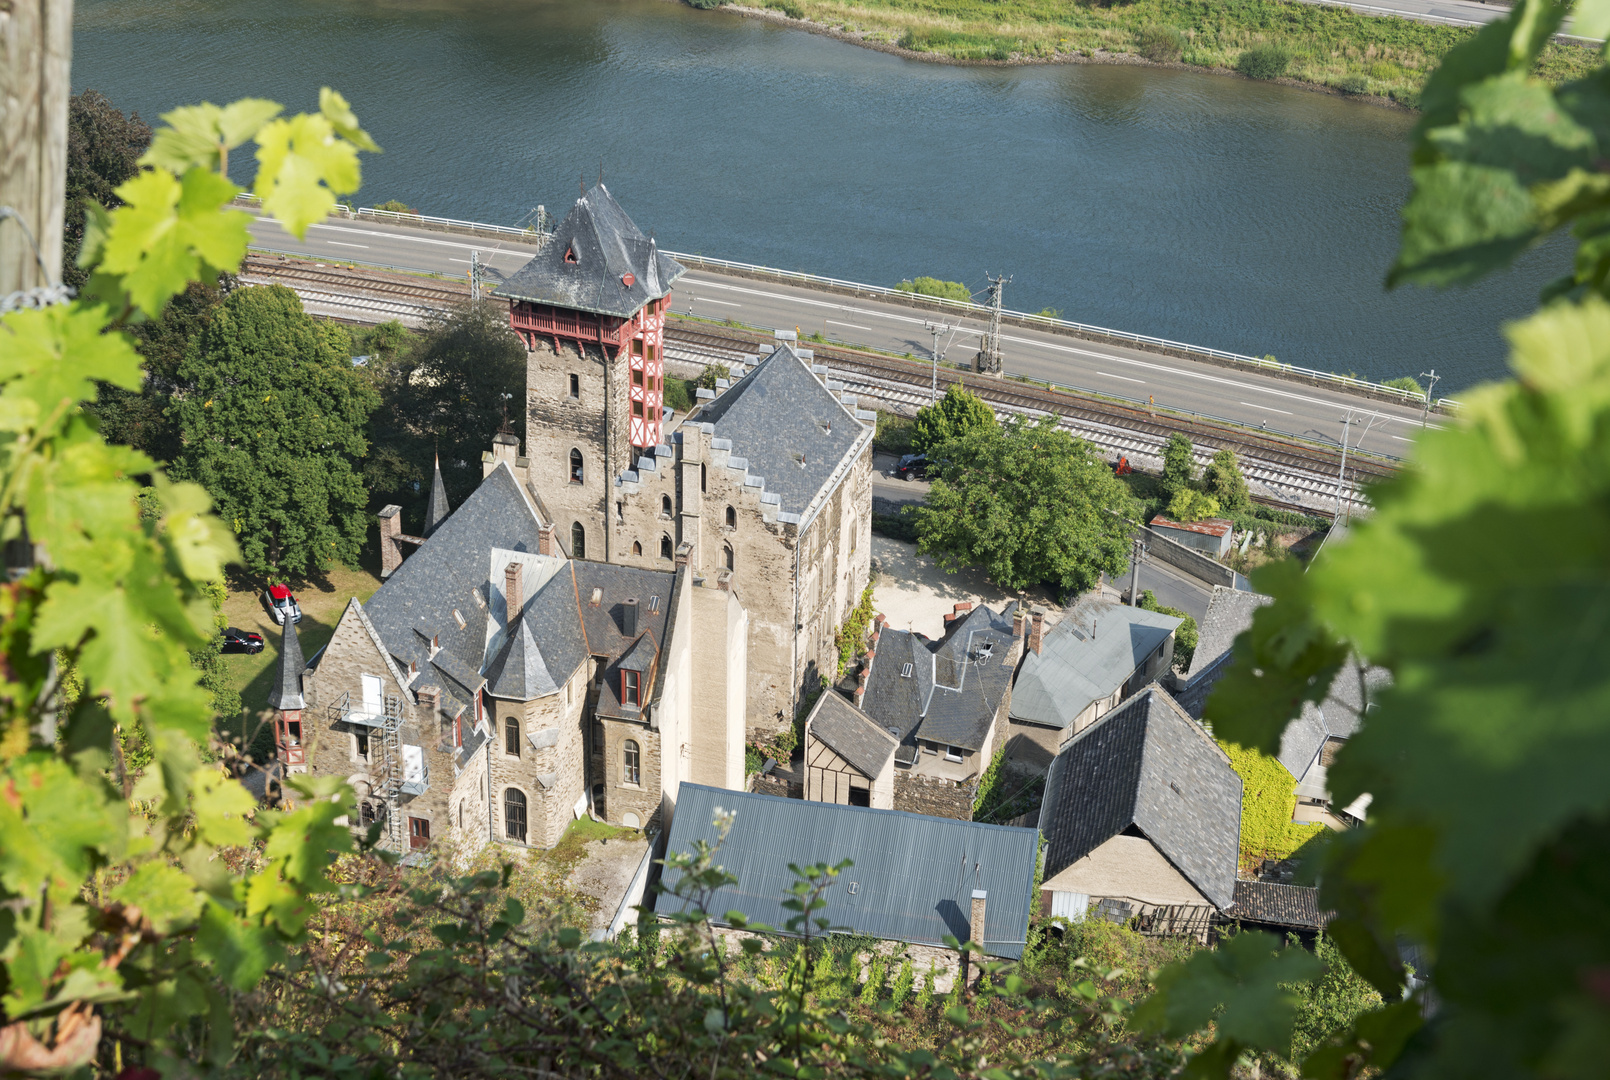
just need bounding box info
[802,690,898,809]
[495,184,874,737]
[294,461,748,857]
[1037,685,1241,931]
[1006,597,1181,774]
[848,602,1021,819]
[1221,879,1327,942]
[1171,585,1382,820]
[1149,514,1234,559]
[660,783,1040,959]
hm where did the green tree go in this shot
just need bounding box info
[894,276,972,303]
[171,284,379,579]
[1137,589,1198,670]
[912,381,996,453]
[698,361,730,390]
[63,90,151,291]
[1159,431,1196,492]
[1166,487,1220,523]
[1202,447,1251,512]
[1140,2,1610,1075]
[917,415,1133,595]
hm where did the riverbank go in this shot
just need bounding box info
[712,0,1595,106]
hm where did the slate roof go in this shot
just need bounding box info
[808,691,898,778]
[661,783,1041,958]
[496,184,684,319]
[693,344,869,518]
[1225,880,1325,930]
[267,614,305,711]
[1010,598,1181,730]
[1182,587,1272,681]
[1038,686,1241,910]
[1277,659,1390,785]
[572,562,675,721]
[358,463,544,719]
[484,563,586,701]
[859,604,1018,759]
[424,455,451,539]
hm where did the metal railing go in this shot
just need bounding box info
[232,193,549,243]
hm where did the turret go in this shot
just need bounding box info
[425,454,451,538]
[267,613,307,775]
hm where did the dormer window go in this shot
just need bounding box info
[900,663,913,678]
[564,245,578,264]
[621,669,641,709]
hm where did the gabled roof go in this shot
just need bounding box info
[617,633,656,674]
[424,455,451,538]
[808,691,898,778]
[1011,598,1181,730]
[359,463,544,718]
[496,184,684,319]
[693,343,869,518]
[266,614,305,711]
[661,783,1040,959]
[862,628,930,748]
[1276,659,1390,784]
[1039,686,1241,910]
[1225,880,1325,930]
[572,562,676,720]
[1182,587,1273,681]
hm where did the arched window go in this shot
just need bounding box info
[572,522,586,560]
[632,540,642,556]
[623,740,641,786]
[458,801,464,830]
[569,448,584,484]
[661,494,673,517]
[700,463,706,493]
[725,505,736,529]
[504,788,527,842]
[505,714,521,757]
[660,534,673,560]
[724,543,734,572]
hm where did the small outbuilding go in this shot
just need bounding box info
[1149,514,1234,559]
[803,690,898,809]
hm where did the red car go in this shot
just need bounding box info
[264,584,302,625]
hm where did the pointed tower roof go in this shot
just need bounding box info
[424,454,451,538]
[266,614,306,711]
[497,183,685,318]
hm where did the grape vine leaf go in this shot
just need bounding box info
[141,98,284,174]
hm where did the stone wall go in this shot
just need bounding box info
[892,771,976,821]
[749,772,792,800]
[484,678,587,850]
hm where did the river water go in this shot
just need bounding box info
[73,0,1566,391]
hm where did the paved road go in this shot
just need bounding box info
[248,215,1437,460]
[1295,0,1588,36]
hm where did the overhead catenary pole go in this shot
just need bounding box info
[1418,367,1441,427]
[1129,537,1146,607]
[924,319,951,405]
[1,0,74,304]
[975,273,1010,377]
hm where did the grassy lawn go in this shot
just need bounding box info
[740,0,1597,104]
[218,556,384,761]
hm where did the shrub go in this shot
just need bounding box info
[1160,432,1196,492]
[1337,74,1369,94]
[1237,43,1291,80]
[765,0,805,17]
[1203,448,1251,513]
[871,505,920,542]
[698,362,730,391]
[1383,375,1424,393]
[890,959,915,1006]
[873,410,916,455]
[894,276,973,303]
[663,376,695,413]
[915,962,937,1010]
[859,957,886,1005]
[372,198,417,214]
[1167,488,1220,523]
[1136,24,1186,63]
[685,0,726,7]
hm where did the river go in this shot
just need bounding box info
[73,0,1566,392]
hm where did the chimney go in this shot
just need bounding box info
[675,541,692,568]
[1029,607,1046,655]
[537,522,556,557]
[970,889,988,959]
[622,597,638,636]
[377,505,404,577]
[505,561,523,622]
[418,684,444,744]
[856,666,869,702]
[1011,606,1025,639]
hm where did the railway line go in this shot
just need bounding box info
[238,256,1383,516]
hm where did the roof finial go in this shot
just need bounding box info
[579,171,585,197]
[597,158,604,188]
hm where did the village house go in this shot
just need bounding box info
[1036,685,1241,935]
[279,461,748,858]
[493,184,874,737]
[1005,597,1181,775]
[801,690,898,810]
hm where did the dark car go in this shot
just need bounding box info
[892,453,931,481]
[221,627,265,654]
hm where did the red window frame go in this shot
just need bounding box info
[409,816,431,851]
[621,669,641,708]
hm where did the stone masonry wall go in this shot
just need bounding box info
[892,772,976,821]
[485,674,588,850]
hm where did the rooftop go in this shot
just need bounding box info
[1010,597,1181,730]
[1150,515,1233,539]
[661,783,1040,958]
[807,691,898,778]
[1225,880,1326,930]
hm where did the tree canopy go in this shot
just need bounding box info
[1159,431,1196,492]
[916,414,1134,595]
[1202,447,1250,512]
[912,381,996,454]
[63,90,150,291]
[170,284,379,579]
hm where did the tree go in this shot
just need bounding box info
[916,414,1134,595]
[1160,432,1195,492]
[1139,2,1610,1075]
[698,361,730,390]
[1202,447,1250,512]
[170,284,379,579]
[1166,488,1219,523]
[912,381,996,453]
[367,302,526,530]
[63,90,151,291]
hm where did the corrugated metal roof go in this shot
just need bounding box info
[660,784,1039,958]
[1150,515,1233,538]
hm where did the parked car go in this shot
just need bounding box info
[265,584,302,625]
[892,453,931,481]
[220,627,265,654]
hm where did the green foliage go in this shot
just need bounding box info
[1136,24,1186,62]
[915,961,937,1010]
[1202,448,1250,513]
[0,89,372,1074]
[971,746,1008,817]
[912,381,996,454]
[64,90,152,292]
[872,409,916,455]
[1166,487,1220,523]
[1137,589,1198,671]
[891,958,915,1006]
[1382,375,1424,394]
[917,414,1135,596]
[169,285,379,579]
[871,504,920,542]
[1283,934,1384,1066]
[698,362,730,390]
[859,955,887,1005]
[1160,432,1196,493]
[1237,42,1292,79]
[370,198,415,214]
[1219,741,1326,870]
[894,276,973,303]
[833,585,876,677]
[664,375,696,413]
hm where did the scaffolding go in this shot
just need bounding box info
[328,690,411,853]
